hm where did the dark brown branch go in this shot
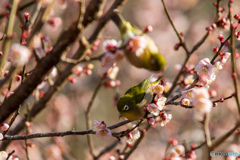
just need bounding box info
[3,130,96,140]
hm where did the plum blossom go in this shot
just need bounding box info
[0,151,8,160]
[159,112,172,126]
[127,36,147,56]
[148,83,164,95]
[9,43,31,66]
[195,58,216,86]
[181,98,190,106]
[192,87,212,120]
[126,129,141,144]
[166,145,185,159]
[147,103,160,116]
[103,39,118,52]
[220,52,231,64]
[1,123,9,131]
[156,97,167,110]
[96,128,112,140]
[93,120,112,140]
[181,88,196,102]
[92,120,101,131]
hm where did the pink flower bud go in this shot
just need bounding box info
[168,138,178,146]
[232,72,237,78]
[234,14,240,20]
[213,2,217,6]
[211,23,217,29]
[126,133,132,139]
[232,22,239,29]
[213,47,218,53]
[23,12,30,21]
[105,80,117,88]
[218,7,223,12]
[144,25,153,33]
[100,121,106,129]
[68,77,76,83]
[235,53,239,59]
[213,102,217,107]
[147,117,155,125]
[208,89,217,97]
[218,34,224,43]
[206,26,213,32]
[191,144,197,149]
[1,123,9,131]
[15,75,22,81]
[0,51,3,57]
[219,97,224,102]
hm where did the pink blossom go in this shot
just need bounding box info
[92,120,101,131]
[114,50,125,61]
[193,98,212,114]
[103,39,118,52]
[156,97,167,110]
[96,128,112,140]
[147,103,160,116]
[1,123,9,131]
[220,52,231,63]
[193,87,210,99]
[126,130,140,144]
[172,145,185,156]
[9,43,31,66]
[181,98,190,106]
[101,52,115,68]
[127,36,147,56]
[0,151,8,159]
[181,88,196,102]
[195,58,216,86]
[184,75,194,85]
[148,84,164,95]
[159,112,172,126]
[163,82,172,92]
[147,117,155,125]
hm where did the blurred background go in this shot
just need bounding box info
[0,0,240,159]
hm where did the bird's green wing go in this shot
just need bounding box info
[124,76,152,104]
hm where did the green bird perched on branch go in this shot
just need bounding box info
[117,76,163,120]
[111,12,166,71]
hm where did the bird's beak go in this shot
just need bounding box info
[119,112,124,120]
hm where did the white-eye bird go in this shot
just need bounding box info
[117,76,162,120]
[111,12,166,71]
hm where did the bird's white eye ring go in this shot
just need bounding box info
[124,105,129,111]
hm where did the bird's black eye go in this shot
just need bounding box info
[124,105,129,111]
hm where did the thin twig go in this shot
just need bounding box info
[161,0,189,54]
[210,35,231,64]
[6,150,15,160]
[165,101,193,108]
[123,124,151,160]
[3,106,21,135]
[212,95,233,103]
[85,83,102,158]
